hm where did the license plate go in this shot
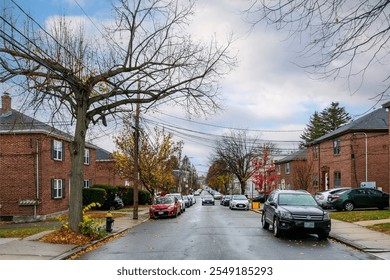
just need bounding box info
[238,205,243,207]
[304,222,315,228]
[158,211,164,215]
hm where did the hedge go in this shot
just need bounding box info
[82,188,106,206]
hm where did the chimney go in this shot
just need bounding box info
[1,93,11,116]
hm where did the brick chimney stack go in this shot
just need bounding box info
[1,93,12,116]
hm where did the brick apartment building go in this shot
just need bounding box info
[307,107,389,194]
[276,106,389,195]
[275,149,307,191]
[0,93,125,222]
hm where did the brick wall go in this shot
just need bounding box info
[308,132,389,194]
[0,133,101,220]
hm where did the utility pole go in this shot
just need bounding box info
[133,88,140,220]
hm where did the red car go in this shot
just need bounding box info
[149,196,181,219]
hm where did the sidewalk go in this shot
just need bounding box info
[1,207,390,260]
[0,208,150,260]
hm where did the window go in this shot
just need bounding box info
[51,179,65,199]
[84,149,90,165]
[285,162,290,174]
[277,164,281,175]
[313,174,319,188]
[83,179,91,188]
[333,138,341,155]
[312,145,318,159]
[52,140,63,161]
[334,172,341,187]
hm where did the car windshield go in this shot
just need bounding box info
[278,194,317,206]
[155,197,174,204]
[232,195,247,200]
[204,195,213,199]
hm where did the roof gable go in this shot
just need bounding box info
[308,108,388,145]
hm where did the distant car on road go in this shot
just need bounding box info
[229,195,250,210]
[327,188,389,211]
[202,195,215,205]
[213,192,222,200]
[261,190,331,240]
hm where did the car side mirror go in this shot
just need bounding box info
[270,201,277,207]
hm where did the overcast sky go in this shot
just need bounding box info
[4,0,388,176]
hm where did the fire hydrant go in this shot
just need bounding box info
[106,211,114,232]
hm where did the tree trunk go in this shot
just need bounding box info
[68,96,89,233]
[240,181,246,195]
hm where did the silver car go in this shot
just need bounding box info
[315,187,351,208]
[229,194,250,210]
[166,193,186,213]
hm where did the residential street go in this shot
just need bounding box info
[77,197,374,260]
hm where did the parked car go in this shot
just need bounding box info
[183,195,191,208]
[149,196,181,219]
[103,194,124,210]
[252,193,268,203]
[188,194,196,204]
[166,193,185,213]
[220,195,232,206]
[261,190,331,240]
[229,194,250,210]
[202,195,215,205]
[314,187,351,208]
[327,188,390,211]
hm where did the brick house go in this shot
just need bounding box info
[0,93,124,222]
[275,149,307,191]
[305,107,389,194]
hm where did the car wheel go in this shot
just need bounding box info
[318,231,329,240]
[343,201,354,211]
[261,212,269,230]
[273,217,282,237]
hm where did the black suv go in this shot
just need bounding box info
[261,190,331,240]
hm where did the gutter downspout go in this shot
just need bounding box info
[35,139,39,217]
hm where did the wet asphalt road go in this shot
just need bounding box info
[77,197,374,260]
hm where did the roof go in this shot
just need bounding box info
[0,109,73,140]
[96,148,115,161]
[276,149,307,164]
[308,107,388,145]
[0,109,101,150]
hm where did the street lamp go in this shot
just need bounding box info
[354,132,368,182]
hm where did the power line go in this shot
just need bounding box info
[152,109,304,133]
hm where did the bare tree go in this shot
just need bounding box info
[213,130,263,195]
[246,0,390,98]
[0,0,235,232]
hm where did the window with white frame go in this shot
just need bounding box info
[83,179,90,188]
[333,138,341,155]
[84,148,90,165]
[313,145,319,159]
[52,140,63,161]
[285,162,290,174]
[313,174,319,188]
[52,179,64,199]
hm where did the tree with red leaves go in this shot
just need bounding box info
[252,147,279,194]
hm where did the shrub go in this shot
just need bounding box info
[91,184,120,209]
[83,188,106,206]
[78,202,107,240]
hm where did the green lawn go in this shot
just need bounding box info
[0,227,55,238]
[330,210,390,222]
